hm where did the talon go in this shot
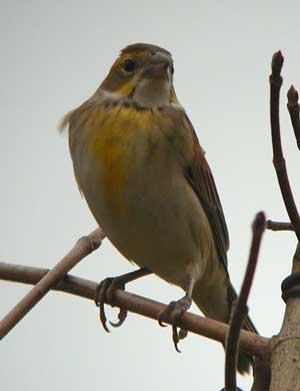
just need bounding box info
[158,320,167,327]
[94,276,128,332]
[158,307,168,327]
[157,301,176,327]
[178,329,188,340]
[110,308,128,328]
[172,324,181,353]
[157,296,192,352]
[94,268,151,333]
[158,311,168,327]
[95,278,113,333]
[100,301,110,333]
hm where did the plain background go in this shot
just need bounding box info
[1,1,300,390]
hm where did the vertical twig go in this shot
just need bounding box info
[251,357,271,391]
[287,85,300,150]
[268,51,300,391]
[269,51,300,242]
[225,212,266,391]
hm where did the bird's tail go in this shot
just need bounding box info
[192,280,258,375]
[227,282,258,374]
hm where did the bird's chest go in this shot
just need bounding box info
[74,109,188,239]
[69,105,211,284]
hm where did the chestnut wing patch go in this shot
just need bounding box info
[184,116,229,272]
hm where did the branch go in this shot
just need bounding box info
[265,220,294,232]
[269,51,300,242]
[287,85,300,150]
[270,244,300,391]
[0,228,105,340]
[225,212,266,391]
[0,261,269,356]
[251,356,271,391]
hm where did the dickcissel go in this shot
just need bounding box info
[62,43,257,374]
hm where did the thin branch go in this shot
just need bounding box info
[0,261,269,356]
[269,51,300,242]
[287,85,300,150]
[225,212,266,391]
[251,356,271,391]
[0,228,105,340]
[266,220,294,231]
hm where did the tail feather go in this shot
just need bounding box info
[227,283,258,374]
[192,278,258,375]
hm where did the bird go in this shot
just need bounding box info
[61,43,257,374]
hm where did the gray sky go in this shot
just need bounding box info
[1,1,300,390]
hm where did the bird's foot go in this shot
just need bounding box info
[95,277,127,333]
[158,296,192,352]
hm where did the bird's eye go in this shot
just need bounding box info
[171,65,174,75]
[123,59,136,72]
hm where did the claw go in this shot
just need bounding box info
[95,278,113,332]
[158,312,168,327]
[100,302,110,333]
[110,308,128,328]
[95,277,126,332]
[157,296,192,352]
[178,329,188,340]
[172,324,181,353]
[158,300,176,327]
[94,268,151,333]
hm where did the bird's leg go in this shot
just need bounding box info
[95,267,152,332]
[158,274,195,352]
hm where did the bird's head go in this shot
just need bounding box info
[98,43,179,109]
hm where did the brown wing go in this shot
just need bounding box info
[184,115,229,271]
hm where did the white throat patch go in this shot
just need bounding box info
[133,79,171,108]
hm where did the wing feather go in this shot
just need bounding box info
[184,115,229,271]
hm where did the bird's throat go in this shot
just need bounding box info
[133,79,171,108]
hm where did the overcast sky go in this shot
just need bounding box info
[1,1,300,390]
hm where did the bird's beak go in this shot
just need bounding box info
[132,51,173,108]
[141,62,170,80]
[141,51,172,81]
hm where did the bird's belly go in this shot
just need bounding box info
[82,158,215,289]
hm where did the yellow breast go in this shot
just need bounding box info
[97,107,154,209]
[69,104,165,214]
[68,101,215,289]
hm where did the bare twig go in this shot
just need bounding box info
[0,261,269,355]
[287,85,300,150]
[269,51,300,242]
[225,212,266,391]
[265,220,294,232]
[0,228,105,340]
[251,356,271,391]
